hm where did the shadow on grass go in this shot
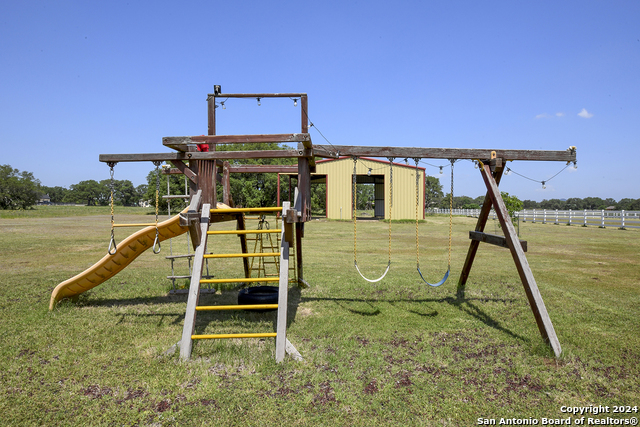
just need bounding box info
[74,283,527,344]
[77,285,306,336]
[300,284,529,343]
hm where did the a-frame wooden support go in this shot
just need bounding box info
[459,162,562,358]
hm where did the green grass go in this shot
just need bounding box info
[0,211,639,426]
[0,204,154,219]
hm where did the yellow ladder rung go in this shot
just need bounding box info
[196,304,278,311]
[192,332,277,340]
[113,223,158,227]
[200,277,280,284]
[204,252,280,259]
[207,229,281,235]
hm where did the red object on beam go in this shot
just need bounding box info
[197,136,209,152]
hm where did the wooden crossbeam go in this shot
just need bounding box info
[229,165,299,173]
[163,133,311,147]
[312,145,577,162]
[99,149,312,163]
[469,231,527,252]
[209,92,306,98]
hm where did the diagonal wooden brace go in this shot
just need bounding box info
[171,160,198,184]
[478,163,562,358]
[180,203,211,360]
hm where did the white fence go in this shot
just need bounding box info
[430,208,640,230]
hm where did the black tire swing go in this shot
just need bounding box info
[238,286,279,311]
[414,158,454,287]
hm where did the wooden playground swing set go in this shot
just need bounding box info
[50,86,577,362]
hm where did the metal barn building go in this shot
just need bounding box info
[312,157,425,220]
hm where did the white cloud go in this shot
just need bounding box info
[556,112,565,117]
[535,113,552,119]
[578,108,594,118]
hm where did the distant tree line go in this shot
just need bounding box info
[43,180,147,206]
[1,164,41,209]
[1,163,148,209]
[41,180,147,207]
[425,176,639,211]
[3,162,639,212]
[521,197,640,211]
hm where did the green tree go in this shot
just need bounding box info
[111,179,138,206]
[355,183,374,210]
[617,198,640,210]
[310,183,326,215]
[473,195,486,207]
[40,186,68,204]
[135,184,148,206]
[540,199,565,210]
[0,164,41,209]
[144,169,189,214]
[582,197,606,210]
[65,180,108,206]
[565,198,584,210]
[216,142,295,208]
[501,191,523,224]
[452,195,478,209]
[424,176,443,211]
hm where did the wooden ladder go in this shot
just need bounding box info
[179,202,298,362]
[247,215,297,282]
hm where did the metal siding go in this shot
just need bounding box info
[316,158,424,220]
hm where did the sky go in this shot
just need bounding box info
[1,1,639,202]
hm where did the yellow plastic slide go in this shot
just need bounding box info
[49,210,189,310]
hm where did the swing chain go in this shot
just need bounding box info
[386,157,394,263]
[448,159,455,269]
[352,157,358,267]
[107,162,118,255]
[152,161,162,254]
[414,158,421,269]
[352,156,392,283]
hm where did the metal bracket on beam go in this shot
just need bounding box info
[489,157,503,173]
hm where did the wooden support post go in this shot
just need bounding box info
[275,201,292,362]
[206,94,217,206]
[180,203,211,360]
[222,161,232,206]
[293,188,304,283]
[458,164,505,287]
[197,160,215,206]
[297,159,311,222]
[479,163,562,357]
[298,94,311,221]
[207,95,216,140]
[236,214,250,279]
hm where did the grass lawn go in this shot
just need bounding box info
[0,206,638,426]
